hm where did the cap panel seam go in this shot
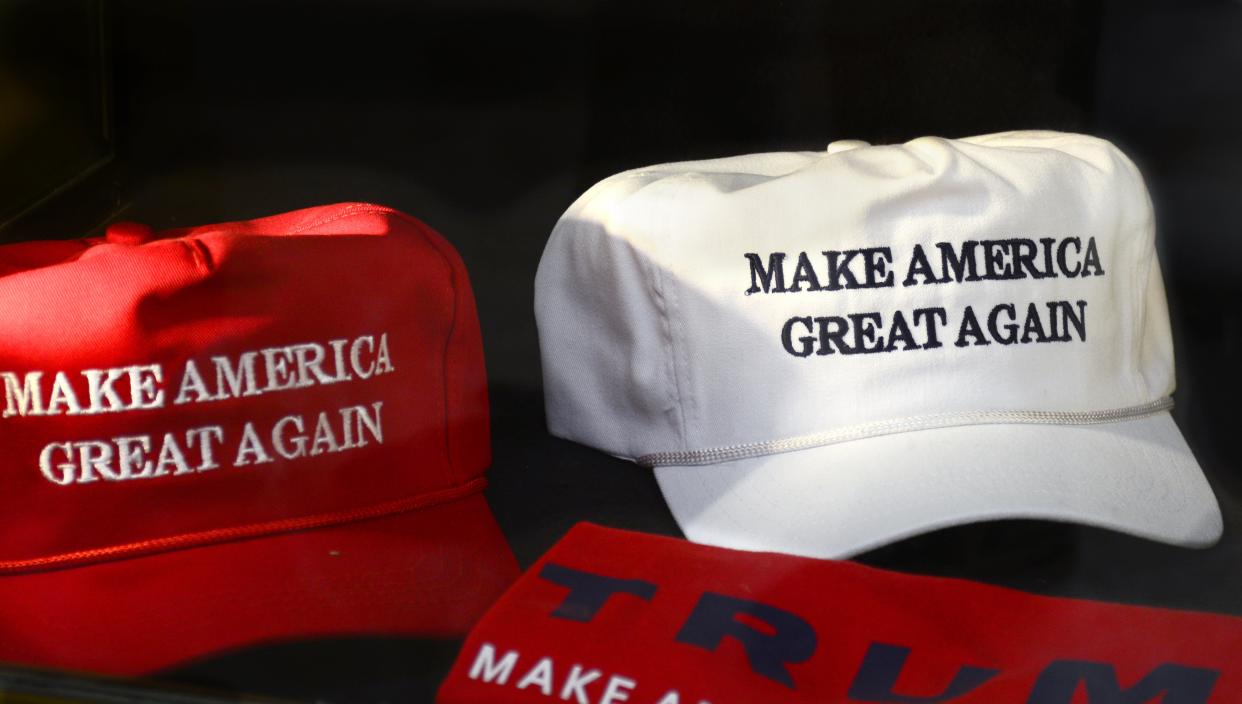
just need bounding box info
[283,203,400,235]
[1136,220,1154,399]
[1133,192,1163,400]
[291,204,468,485]
[389,211,471,487]
[646,251,689,450]
[667,265,696,446]
[247,202,472,485]
[1112,150,1157,402]
[612,173,691,453]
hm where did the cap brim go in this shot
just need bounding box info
[0,491,518,676]
[655,412,1222,559]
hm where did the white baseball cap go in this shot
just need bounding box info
[535,131,1223,559]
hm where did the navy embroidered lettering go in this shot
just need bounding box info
[1021,302,1050,343]
[782,317,817,357]
[955,306,992,348]
[789,252,822,292]
[988,303,1020,345]
[540,563,658,622]
[1081,237,1105,277]
[675,592,817,689]
[747,237,1103,357]
[782,302,1088,358]
[814,316,852,355]
[745,252,787,294]
[847,642,999,702]
[1027,660,1218,704]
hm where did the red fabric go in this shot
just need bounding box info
[0,493,515,675]
[0,203,518,673]
[439,524,1242,704]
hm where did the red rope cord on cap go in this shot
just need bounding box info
[0,478,487,575]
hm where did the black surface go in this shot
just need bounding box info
[0,0,111,228]
[3,1,1241,702]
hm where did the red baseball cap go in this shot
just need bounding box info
[0,203,519,675]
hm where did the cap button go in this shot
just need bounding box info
[826,139,870,154]
[105,221,155,246]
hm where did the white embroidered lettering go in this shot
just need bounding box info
[328,338,353,382]
[39,442,75,485]
[374,332,394,374]
[560,664,603,704]
[154,432,192,476]
[187,425,225,471]
[175,359,212,404]
[468,643,520,685]
[2,371,44,418]
[213,351,261,399]
[76,440,114,482]
[309,412,341,455]
[83,368,127,413]
[292,343,332,387]
[262,347,298,392]
[128,364,164,409]
[654,692,711,704]
[600,675,637,704]
[272,414,308,459]
[47,372,82,415]
[234,422,274,466]
[115,435,154,479]
[516,658,555,695]
[339,406,358,449]
[350,336,376,379]
[353,401,384,446]
[8,332,394,419]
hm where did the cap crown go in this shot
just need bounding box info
[536,132,1173,463]
[0,203,489,571]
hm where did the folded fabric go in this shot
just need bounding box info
[439,523,1240,704]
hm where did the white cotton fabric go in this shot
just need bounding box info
[535,131,1222,557]
[656,413,1218,558]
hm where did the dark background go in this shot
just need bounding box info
[2,0,1240,701]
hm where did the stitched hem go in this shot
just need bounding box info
[638,398,1174,467]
